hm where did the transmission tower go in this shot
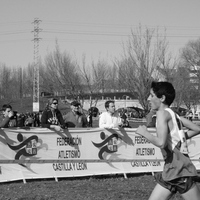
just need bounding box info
[32,18,42,112]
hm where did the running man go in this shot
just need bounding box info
[136,81,200,200]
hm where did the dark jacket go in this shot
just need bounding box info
[0,116,17,128]
[41,109,65,128]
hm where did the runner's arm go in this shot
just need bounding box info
[136,110,169,148]
[180,116,200,139]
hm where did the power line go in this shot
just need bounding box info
[41,38,188,46]
[42,29,200,38]
[42,30,129,37]
[0,20,32,26]
[43,20,200,30]
[0,19,200,40]
[0,30,31,35]
[0,20,199,49]
[0,39,31,43]
[1,20,200,34]
[2,20,200,31]
[0,28,199,39]
[0,36,196,47]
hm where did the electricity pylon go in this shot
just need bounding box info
[32,18,41,112]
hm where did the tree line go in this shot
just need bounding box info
[0,26,200,114]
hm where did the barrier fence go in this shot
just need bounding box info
[0,127,200,183]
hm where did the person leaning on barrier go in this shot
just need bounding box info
[99,100,122,128]
[63,101,88,128]
[41,98,65,131]
[0,104,17,128]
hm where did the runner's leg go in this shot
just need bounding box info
[181,184,200,200]
[149,183,173,200]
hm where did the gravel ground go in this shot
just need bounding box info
[1,173,199,200]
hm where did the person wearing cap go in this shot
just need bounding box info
[41,98,65,131]
[63,101,88,128]
[99,100,122,128]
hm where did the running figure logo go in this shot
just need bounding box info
[7,133,38,165]
[92,131,120,160]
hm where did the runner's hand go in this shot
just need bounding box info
[54,125,63,132]
[136,125,147,136]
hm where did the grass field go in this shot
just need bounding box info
[1,173,200,200]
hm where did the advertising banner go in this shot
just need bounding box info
[0,127,200,183]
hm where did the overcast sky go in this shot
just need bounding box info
[0,0,200,67]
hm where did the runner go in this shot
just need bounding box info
[136,81,200,200]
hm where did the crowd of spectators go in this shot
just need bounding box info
[0,105,42,128]
[0,99,90,129]
[0,99,145,130]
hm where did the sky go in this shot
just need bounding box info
[0,0,200,68]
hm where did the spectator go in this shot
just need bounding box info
[99,100,122,128]
[120,109,131,128]
[41,98,65,131]
[63,101,88,128]
[188,111,193,121]
[16,113,25,127]
[38,111,43,126]
[25,113,34,127]
[87,110,93,127]
[0,104,17,128]
[34,112,40,127]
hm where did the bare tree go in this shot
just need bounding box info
[9,67,21,99]
[171,65,187,109]
[116,26,173,113]
[43,44,82,99]
[0,64,11,101]
[0,63,25,107]
[181,38,200,68]
[92,59,110,94]
[156,36,177,82]
[107,63,119,92]
[22,64,34,98]
[0,64,22,102]
[78,55,100,108]
[180,39,200,111]
[181,38,200,89]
